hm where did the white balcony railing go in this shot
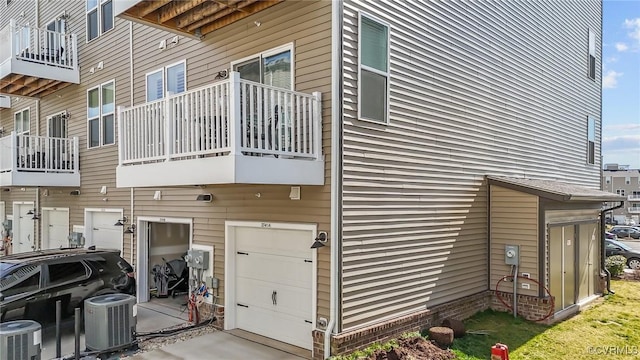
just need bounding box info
[629,207,640,214]
[118,72,322,166]
[628,194,640,201]
[0,132,80,187]
[0,19,77,71]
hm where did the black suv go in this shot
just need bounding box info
[0,248,135,322]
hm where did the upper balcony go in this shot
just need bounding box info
[0,20,79,98]
[0,132,80,187]
[116,72,323,188]
[114,0,284,38]
[628,207,640,214]
[628,194,640,202]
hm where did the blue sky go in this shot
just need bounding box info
[602,0,640,169]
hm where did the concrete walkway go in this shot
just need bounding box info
[127,331,308,360]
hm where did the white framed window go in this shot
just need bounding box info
[616,189,626,196]
[86,0,113,42]
[588,29,596,80]
[87,80,115,148]
[358,12,390,124]
[586,116,595,165]
[146,60,186,101]
[231,44,294,90]
[14,108,30,134]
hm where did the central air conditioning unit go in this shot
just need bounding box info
[0,320,42,360]
[84,294,137,352]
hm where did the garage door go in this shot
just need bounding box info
[234,226,313,350]
[87,212,122,251]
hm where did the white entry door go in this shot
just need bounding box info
[232,226,314,350]
[12,203,35,253]
[42,208,69,249]
[86,210,122,251]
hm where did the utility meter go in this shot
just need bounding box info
[505,245,519,265]
[185,249,209,270]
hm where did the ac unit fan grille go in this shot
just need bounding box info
[7,334,27,360]
[108,304,130,348]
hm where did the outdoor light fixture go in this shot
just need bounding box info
[114,216,128,226]
[196,193,213,202]
[26,209,35,215]
[26,209,40,220]
[31,213,40,220]
[311,231,328,249]
[124,224,136,234]
[69,190,80,195]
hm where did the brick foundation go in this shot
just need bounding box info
[312,291,491,359]
[194,302,225,329]
[490,291,555,324]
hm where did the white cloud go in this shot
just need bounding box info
[602,134,640,153]
[602,70,623,88]
[605,56,618,63]
[625,18,640,45]
[615,42,629,52]
[604,123,640,132]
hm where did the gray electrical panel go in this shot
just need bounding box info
[505,245,520,265]
[68,232,85,248]
[185,249,209,269]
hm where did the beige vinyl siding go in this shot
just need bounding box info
[341,0,601,330]
[1,0,36,29]
[490,186,539,296]
[127,1,333,321]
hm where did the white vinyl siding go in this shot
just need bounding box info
[146,61,186,101]
[342,0,602,330]
[358,13,389,123]
[14,108,30,134]
[87,80,115,148]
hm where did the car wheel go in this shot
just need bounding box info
[628,258,640,270]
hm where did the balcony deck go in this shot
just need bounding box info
[629,207,640,214]
[116,72,323,188]
[113,0,284,38]
[0,132,80,187]
[628,194,640,202]
[0,20,79,97]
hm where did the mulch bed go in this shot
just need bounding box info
[366,336,456,360]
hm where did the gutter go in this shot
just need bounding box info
[326,0,343,357]
[600,201,624,294]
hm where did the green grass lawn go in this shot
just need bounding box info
[453,280,640,359]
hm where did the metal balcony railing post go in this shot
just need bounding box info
[312,92,322,160]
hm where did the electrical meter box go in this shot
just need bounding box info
[68,232,85,248]
[505,245,519,265]
[185,249,209,270]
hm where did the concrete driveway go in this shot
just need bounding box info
[41,300,307,360]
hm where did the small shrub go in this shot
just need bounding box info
[605,255,627,277]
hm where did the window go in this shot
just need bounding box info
[146,61,186,101]
[616,189,626,196]
[48,262,88,285]
[14,108,30,134]
[625,177,630,185]
[605,176,611,184]
[588,29,596,80]
[87,0,113,42]
[46,17,66,57]
[586,116,595,164]
[0,266,40,298]
[232,45,293,90]
[87,80,115,148]
[358,13,390,123]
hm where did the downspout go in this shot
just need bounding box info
[326,0,343,358]
[129,21,135,265]
[601,201,624,294]
[35,98,40,250]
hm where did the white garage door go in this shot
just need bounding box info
[87,211,122,251]
[42,208,70,249]
[234,226,313,350]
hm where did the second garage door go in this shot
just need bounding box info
[86,211,122,251]
[234,226,313,350]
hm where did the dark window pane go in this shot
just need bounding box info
[87,10,98,41]
[361,69,387,122]
[2,268,40,297]
[89,118,100,147]
[102,1,113,33]
[103,114,114,145]
[49,262,87,285]
[235,59,260,83]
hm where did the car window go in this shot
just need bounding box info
[0,265,41,297]
[48,261,89,286]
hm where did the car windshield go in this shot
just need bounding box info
[0,262,15,277]
[609,239,631,251]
